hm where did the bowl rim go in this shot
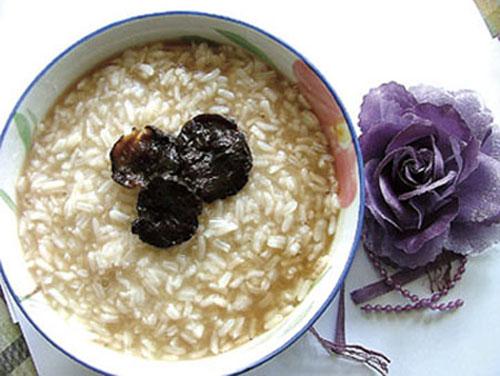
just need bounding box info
[0,10,365,376]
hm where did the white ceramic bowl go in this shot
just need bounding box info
[0,11,364,376]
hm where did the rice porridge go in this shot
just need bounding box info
[16,42,340,359]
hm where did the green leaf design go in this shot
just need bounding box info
[27,109,38,127]
[14,112,32,153]
[20,286,41,302]
[215,29,276,69]
[0,189,16,212]
[180,35,217,45]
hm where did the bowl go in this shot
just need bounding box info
[0,11,364,376]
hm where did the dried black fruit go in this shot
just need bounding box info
[177,114,253,202]
[132,176,202,248]
[110,114,253,249]
[110,126,180,188]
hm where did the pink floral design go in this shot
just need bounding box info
[293,60,357,208]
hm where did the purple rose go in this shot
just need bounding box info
[359,82,500,268]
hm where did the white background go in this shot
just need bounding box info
[1,1,499,375]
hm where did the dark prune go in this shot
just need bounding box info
[131,176,202,248]
[110,114,253,249]
[110,126,180,188]
[176,114,253,202]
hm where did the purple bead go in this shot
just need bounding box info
[362,304,373,312]
[402,304,413,311]
[430,293,440,302]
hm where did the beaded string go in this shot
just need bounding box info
[361,251,467,313]
[311,286,391,375]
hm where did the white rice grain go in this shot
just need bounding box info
[166,304,181,320]
[205,218,238,237]
[109,209,130,223]
[232,294,252,311]
[267,235,286,249]
[217,88,235,100]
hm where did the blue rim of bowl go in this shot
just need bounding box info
[0,10,365,376]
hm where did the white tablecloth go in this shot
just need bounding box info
[1,1,499,375]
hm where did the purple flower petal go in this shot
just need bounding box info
[379,172,417,229]
[392,147,418,183]
[444,221,500,255]
[440,137,463,196]
[385,123,437,154]
[410,85,456,107]
[359,82,417,132]
[456,152,500,222]
[390,231,448,269]
[398,170,456,201]
[408,192,445,224]
[364,213,447,269]
[411,103,471,142]
[457,137,480,183]
[365,159,401,230]
[431,135,444,179]
[481,127,500,161]
[359,122,403,162]
[401,162,420,185]
[362,212,386,252]
[452,90,495,142]
[394,198,458,254]
[408,197,425,229]
[408,192,439,230]
[411,86,494,143]
[374,147,410,181]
